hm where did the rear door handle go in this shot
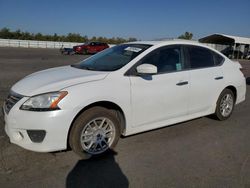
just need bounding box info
[176,81,188,86]
[215,76,223,80]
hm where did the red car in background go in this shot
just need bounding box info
[73,42,109,54]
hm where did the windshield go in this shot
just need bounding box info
[71,44,151,71]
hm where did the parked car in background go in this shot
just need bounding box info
[245,51,250,60]
[59,47,75,55]
[221,47,243,59]
[3,40,246,159]
[73,42,109,54]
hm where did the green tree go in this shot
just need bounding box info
[82,35,88,42]
[20,32,33,40]
[0,27,137,44]
[178,32,193,40]
[91,36,97,42]
[13,29,22,39]
[66,33,84,42]
[52,33,59,41]
[34,33,44,40]
[128,37,137,42]
[0,27,12,38]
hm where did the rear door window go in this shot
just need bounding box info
[186,46,215,69]
[212,51,224,65]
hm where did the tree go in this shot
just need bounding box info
[21,32,33,40]
[0,27,137,44]
[66,33,85,42]
[52,33,59,41]
[178,32,193,40]
[0,27,12,38]
[34,33,44,40]
[13,29,22,39]
[128,37,137,42]
[82,35,88,42]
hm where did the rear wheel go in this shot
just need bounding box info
[215,89,235,120]
[69,107,121,159]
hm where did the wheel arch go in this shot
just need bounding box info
[67,101,126,149]
[213,85,237,113]
[225,85,237,102]
[214,85,237,120]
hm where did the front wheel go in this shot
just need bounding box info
[215,89,235,120]
[82,49,88,55]
[69,107,121,159]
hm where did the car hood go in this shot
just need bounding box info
[11,66,109,96]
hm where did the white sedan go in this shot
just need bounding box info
[3,40,246,158]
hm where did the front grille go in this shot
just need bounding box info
[4,91,23,114]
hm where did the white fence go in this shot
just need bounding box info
[0,38,228,51]
[0,38,83,49]
[0,38,116,49]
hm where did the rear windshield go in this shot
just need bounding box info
[71,44,151,71]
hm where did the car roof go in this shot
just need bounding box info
[127,39,221,53]
[125,39,229,59]
[127,39,200,46]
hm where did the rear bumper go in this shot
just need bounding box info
[235,81,246,105]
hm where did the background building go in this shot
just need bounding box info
[199,33,250,59]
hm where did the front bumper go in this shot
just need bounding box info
[3,97,75,152]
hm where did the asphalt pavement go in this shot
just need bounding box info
[0,47,250,188]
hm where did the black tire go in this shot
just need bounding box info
[82,49,88,55]
[69,107,121,159]
[215,89,235,121]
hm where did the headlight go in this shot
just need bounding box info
[20,91,68,111]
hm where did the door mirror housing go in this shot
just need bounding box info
[136,64,157,75]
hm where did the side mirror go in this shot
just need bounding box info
[136,64,157,75]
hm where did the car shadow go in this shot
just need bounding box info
[246,77,250,85]
[66,150,129,188]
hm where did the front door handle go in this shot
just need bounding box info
[215,76,223,80]
[176,81,188,86]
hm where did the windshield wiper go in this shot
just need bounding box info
[83,66,95,70]
[71,64,96,71]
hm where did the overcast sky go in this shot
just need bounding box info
[0,0,249,40]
